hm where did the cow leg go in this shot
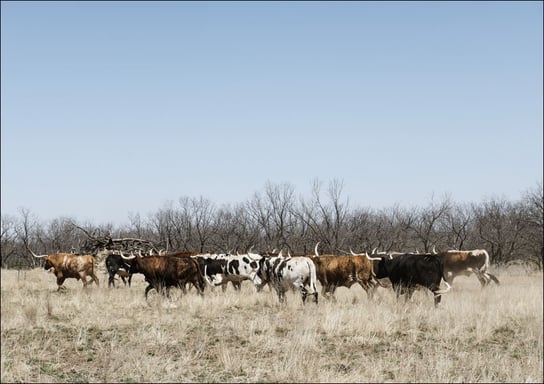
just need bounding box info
[301,286,308,304]
[473,270,488,287]
[120,276,127,286]
[128,275,133,287]
[321,285,332,300]
[323,285,337,302]
[406,288,415,302]
[232,281,242,291]
[433,292,442,307]
[90,273,99,287]
[393,284,403,300]
[56,274,66,291]
[444,272,454,286]
[369,281,379,300]
[194,277,205,295]
[485,272,500,285]
[79,273,89,288]
[277,288,286,303]
[144,284,155,299]
[221,283,228,293]
[108,273,115,288]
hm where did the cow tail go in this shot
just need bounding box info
[307,258,318,295]
[480,249,490,273]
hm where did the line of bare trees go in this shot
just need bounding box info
[2,180,542,270]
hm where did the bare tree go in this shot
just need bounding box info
[295,179,350,253]
[517,182,543,269]
[440,202,473,250]
[186,196,216,252]
[13,208,41,268]
[472,197,530,266]
[1,214,18,268]
[409,194,452,252]
[245,182,297,252]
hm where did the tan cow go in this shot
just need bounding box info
[436,249,499,287]
[29,249,99,290]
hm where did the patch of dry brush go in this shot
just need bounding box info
[1,267,542,383]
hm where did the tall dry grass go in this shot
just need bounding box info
[1,266,542,383]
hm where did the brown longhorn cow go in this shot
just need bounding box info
[29,248,99,290]
[309,243,380,300]
[121,252,205,299]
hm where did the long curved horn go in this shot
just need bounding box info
[278,250,283,257]
[120,251,136,260]
[350,248,358,256]
[432,246,437,254]
[366,254,382,261]
[27,246,48,258]
[314,242,320,257]
[371,247,377,255]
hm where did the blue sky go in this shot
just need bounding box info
[2,1,542,225]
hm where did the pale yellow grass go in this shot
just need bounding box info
[1,266,542,383]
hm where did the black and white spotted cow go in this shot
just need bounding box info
[257,253,319,304]
[195,253,262,291]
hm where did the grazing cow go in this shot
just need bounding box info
[257,253,318,304]
[28,249,99,290]
[121,252,205,299]
[366,252,451,307]
[310,243,378,300]
[105,253,134,288]
[195,253,262,291]
[436,249,500,287]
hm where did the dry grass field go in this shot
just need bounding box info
[1,266,542,383]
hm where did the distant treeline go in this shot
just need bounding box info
[2,180,542,270]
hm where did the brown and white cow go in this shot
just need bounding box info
[436,249,500,287]
[309,243,378,300]
[29,249,99,290]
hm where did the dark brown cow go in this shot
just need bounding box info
[121,252,205,299]
[29,249,99,290]
[309,244,378,300]
[436,249,500,287]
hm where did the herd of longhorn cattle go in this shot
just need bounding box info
[28,243,500,307]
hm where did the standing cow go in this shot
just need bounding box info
[121,252,205,299]
[195,253,263,291]
[28,248,99,290]
[105,252,134,288]
[436,249,500,287]
[310,243,378,300]
[257,252,318,304]
[365,252,451,307]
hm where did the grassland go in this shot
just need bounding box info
[1,266,542,383]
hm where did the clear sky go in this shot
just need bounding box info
[2,1,543,226]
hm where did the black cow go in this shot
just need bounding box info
[122,253,205,299]
[105,253,134,288]
[367,253,452,307]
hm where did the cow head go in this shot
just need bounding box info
[238,255,263,286]
[27,247,54,270]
